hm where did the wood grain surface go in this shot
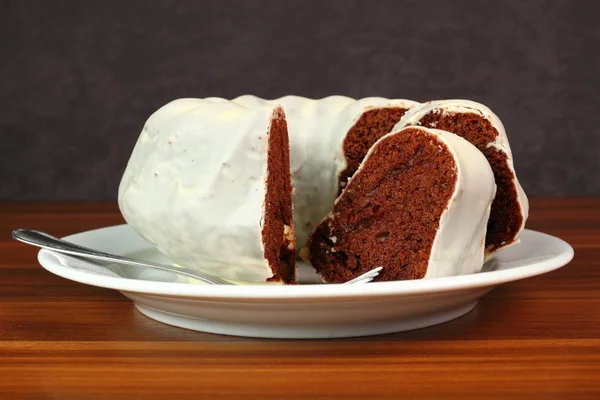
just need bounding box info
[1,199,599,399]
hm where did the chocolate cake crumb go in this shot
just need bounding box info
[262,107,296,283]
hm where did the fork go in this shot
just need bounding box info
[12,229,382,285]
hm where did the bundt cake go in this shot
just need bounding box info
[119,96,526,285]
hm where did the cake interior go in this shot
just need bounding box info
[309,128,457,283]
[262,107,296,283]
[417,111,522,252]
[338,107,409,193]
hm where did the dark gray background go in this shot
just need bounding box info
[1,0,599,200]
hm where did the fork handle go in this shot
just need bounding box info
[12,229,232,285]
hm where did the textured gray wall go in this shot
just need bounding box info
[1,0,599,200]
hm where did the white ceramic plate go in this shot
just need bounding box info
[37,225,573,339]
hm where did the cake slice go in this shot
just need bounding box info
[394,100,528,255]
[306,126,496,283]
[119,100,296,283]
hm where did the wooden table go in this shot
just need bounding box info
[1,199,599,399]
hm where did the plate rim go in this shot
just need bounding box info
[36,225,574,301]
